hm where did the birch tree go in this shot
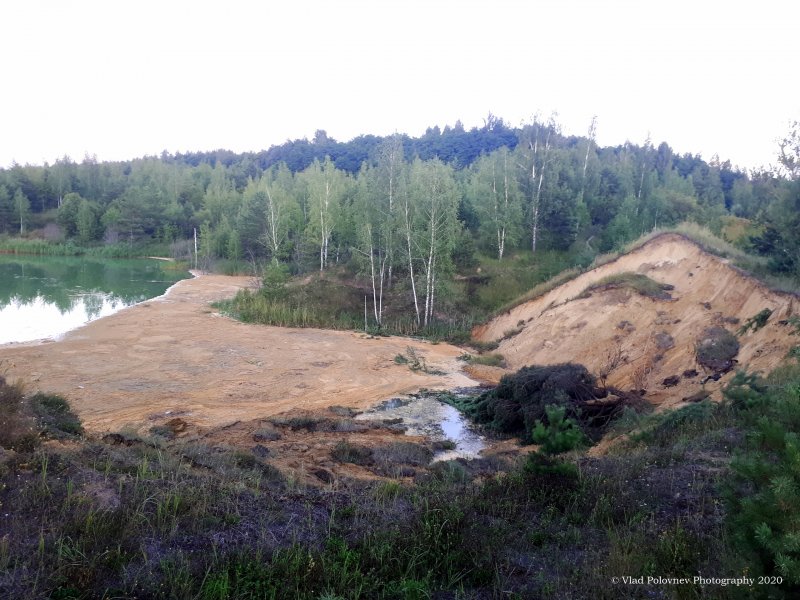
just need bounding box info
[408,158,459,326]
[353,164,388,326]
[374,134,404,287]
[249,164,298,264]
[301,157,347,271]
[467,147,522,259]
[14,189,31,234]
[516,115,557,253]
[578,116,598,205]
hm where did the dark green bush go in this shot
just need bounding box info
[460,363,600,437]
[531,405,586,454]
[31,393,83,437]
[725,368,800,590]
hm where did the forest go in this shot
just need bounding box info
[1,116,798,332]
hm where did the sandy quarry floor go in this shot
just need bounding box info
[475,233,799,409]
[0,274,474,433]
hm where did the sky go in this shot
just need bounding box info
[1,0,797,172]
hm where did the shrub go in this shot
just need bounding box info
[32,393,83,437]
[0,380,39,452]
[372,442,433,468]
[724,367,800,590]
[530,405,586,454]
[331,441,373,466]
[466,353,506,368]
[695,326,739,372]
[738,308,773,336]
[459,363,600,437]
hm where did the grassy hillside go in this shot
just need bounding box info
[3,353,800,597]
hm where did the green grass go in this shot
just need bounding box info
[0,235,175,259]
[577,272,674,301]
[5,360,800,598]
[217,286,475,343]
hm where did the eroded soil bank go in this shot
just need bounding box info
[475,233,799,409]
[0,274,474,433]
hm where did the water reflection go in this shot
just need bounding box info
[357,394,486,461]
[0,255,189,344]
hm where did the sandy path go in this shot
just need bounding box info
[0,275,474,432]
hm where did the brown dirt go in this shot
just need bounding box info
[474,233,798,410]
[0,274,474,434]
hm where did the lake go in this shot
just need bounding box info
[0,254,191,345]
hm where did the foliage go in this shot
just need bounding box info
[578,271,674,301]
[459,363,600,437]
[530,405,587,454]
[464,352,506,368]
[737,308,773,336]
[2,118,797,336]
[724,366,800,590]
[31,393,84,437]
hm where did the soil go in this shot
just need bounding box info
[474,233,798,410]
[0,274,474,434]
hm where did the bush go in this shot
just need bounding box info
[31,393,83,437]
[725,368,800,590]
[695,326,739,372]
[0,380,39,452]
[531,405,586,454]
[460,363,600,437]
[331,441,373,466]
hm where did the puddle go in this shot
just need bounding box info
[358,390,486,461]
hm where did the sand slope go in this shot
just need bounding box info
[1,275,473,432]
[474,234,798,408]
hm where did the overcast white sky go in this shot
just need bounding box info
[1,0,797,171]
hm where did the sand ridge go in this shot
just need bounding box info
[474,233,798,408]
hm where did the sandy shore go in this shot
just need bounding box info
[0,274,474,432]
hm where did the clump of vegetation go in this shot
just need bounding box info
[331,441,373,466]
[737,308,773,335]
[393,347,444,375]
[724,366,800,586]
[0,379,39,452]
[695,326,740,372]
[578,272,675,301]
[462,352,506,368]
[252,424,282,442]
[269,414,326,431]
[456,363,613,440]
[531,405,587,454]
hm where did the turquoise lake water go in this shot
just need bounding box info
[0,254,190,344]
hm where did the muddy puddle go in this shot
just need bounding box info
[357,389,487,461]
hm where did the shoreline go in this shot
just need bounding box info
[0,273,473,433]
[0,270,197,350]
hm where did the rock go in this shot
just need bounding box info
[662,375,681,387]
[683,390,710,403]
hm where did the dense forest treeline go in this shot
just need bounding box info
[1,116,798,328]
